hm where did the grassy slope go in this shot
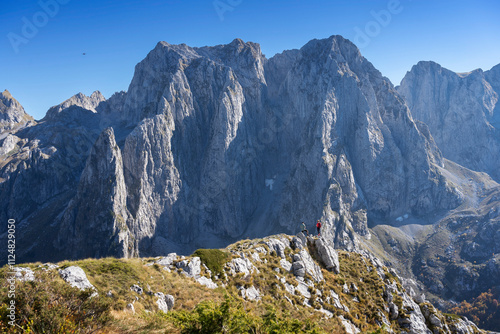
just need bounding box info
[0,235,486,333]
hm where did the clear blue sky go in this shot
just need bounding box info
[1,0,500,120]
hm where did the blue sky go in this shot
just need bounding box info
[1,0,500,120]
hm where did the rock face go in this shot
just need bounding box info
[0,36,467,263]
[0,89,35,136]
[314,237,340,273]
[397,61,500,181]
[155,292,175,313]
[291,249,323,282]
[176,257,201,278]
[55,127,132,259]
[59,266,95,291]
[45,91,106,119]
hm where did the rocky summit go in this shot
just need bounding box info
[1,35,500,331]
[0,89,35,137]
[0,36,467,262]
[397,61,500,181]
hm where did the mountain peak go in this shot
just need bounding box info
[398,60,500,181]
[0,89,34,133]
[1,89,14,100]
[229,37,244,45]
[195,37,263,62]
[90,90,105,100]
[0,89,22,108]
[45,91,107,120]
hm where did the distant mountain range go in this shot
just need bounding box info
[398,61,500,181]
[1,35,499,329]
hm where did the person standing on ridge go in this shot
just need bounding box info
[299,221,308,236]
[316,220,322,236]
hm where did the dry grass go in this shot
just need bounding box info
[1,235,471,333]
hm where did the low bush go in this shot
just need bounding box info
[168,294,324,334]
[192,249,231,277]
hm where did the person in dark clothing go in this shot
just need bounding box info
[299,221,308,236]
[316,220,322,236]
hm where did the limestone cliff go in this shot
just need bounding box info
[397,61,500,181]
[56,127,132,259]
[0,36,466,262]
[0,89,35,136]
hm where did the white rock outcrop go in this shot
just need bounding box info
[291,249,323,282]
[176,257,201,278]
[155,292,175,313]
[196,276,218,289]
[59,266,95,291]
[13,267,35,282]
[314,237,340,274]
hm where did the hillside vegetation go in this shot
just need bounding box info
[0,234,489,333]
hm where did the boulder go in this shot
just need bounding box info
[156,253,177,267]
[13,267,35,282]
[241,286,261,301]
[155,293,169,313]
[130,284,143,295]
[291,236,305,250]
[176,257,201,278]
[196,276,218,289]
[227,257,256,276]
[263,238,287,258]
[155,292,175,312]
[280,258,292,272]
[59,266,95,291]
[314,237,340,273]
[290,249,323,282]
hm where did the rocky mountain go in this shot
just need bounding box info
[365,159,500,316]
[0,89,35,137]
[0,36,469,264]
[2,234,495,333]
[397,61,500,181]
[45,90,106,119]
[1,36,499,330]
[378,60,500,328]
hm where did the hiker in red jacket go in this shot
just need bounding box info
[316,220,322,236]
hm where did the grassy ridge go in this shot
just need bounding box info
[0,235,477,333]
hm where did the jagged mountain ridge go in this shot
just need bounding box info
[375,60,500,325]
[0,89,35,138]
[0,36,469,263]
[397,61,500,181]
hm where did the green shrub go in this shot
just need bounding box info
[169,295,324,334]
[169,294,258,333]
[192,249,231,277]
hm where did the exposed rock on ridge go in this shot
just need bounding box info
[56,127,132,259]
[397,61,500,181]
[45,91,106,119]
[0,89,35,136]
